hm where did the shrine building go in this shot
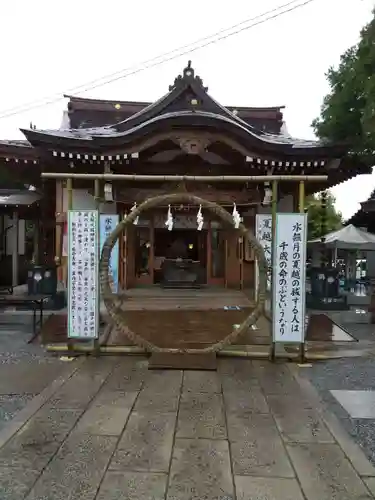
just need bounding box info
[0,62,370,291]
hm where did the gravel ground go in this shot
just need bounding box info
[302,318,375,465]
[0,314,64,431]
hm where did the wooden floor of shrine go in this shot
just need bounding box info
[39,287,357,347]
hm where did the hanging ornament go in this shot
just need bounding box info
[165,204,174,231]
[232,203,242,229]
[130,203,139,225]
[197,205,204,231]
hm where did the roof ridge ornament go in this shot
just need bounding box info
[169,61,208,92]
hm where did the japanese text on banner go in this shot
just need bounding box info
[255,214,272,291]
[100,214,119,293]
[273,214,307,343]
[68,211,99,339]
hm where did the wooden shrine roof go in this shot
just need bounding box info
[0,61,371,195]
[65,95,285,133]
[20,61,347,157]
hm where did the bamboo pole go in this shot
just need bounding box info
[44,344,347,361]
[67,178,73,209]
[94,179,101,356]
[66,177,73,353]
[41,173,328,182]
[269,180,278,361]
[45,344,146,354]
[299,180,306,364]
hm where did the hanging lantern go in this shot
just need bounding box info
[232,203,242,229]
[130,203,139,225]
[165,204,174,231]
[197,205,204,231]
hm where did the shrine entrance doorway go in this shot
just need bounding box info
[153,228,207,287]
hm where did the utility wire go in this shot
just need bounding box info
[0,0,316,120]
[1,0,301,116]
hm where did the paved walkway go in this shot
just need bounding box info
[301,317,375,468]
[0,316,68,432]
[0,356,375,499]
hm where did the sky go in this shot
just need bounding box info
[0,0,374,220]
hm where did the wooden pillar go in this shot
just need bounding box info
[11,211,19,288]
[118,206,123,289]
[224,237,228,288]
[370,279,375,323]
[239,235,244,290]
[55,180,63,281]
[150,218,155,284]
[123,227,128,289]
[207,222,212,285]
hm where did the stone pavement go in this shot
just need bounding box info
[300,316,375,467]
[0,315,68,432]
[0,356,375,499]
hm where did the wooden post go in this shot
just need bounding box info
[224,238,228,288]
[370,279,375,324]
[239,236,244,290]
[207,222,212,285]
[298,180,306,363]
[150,218,155,284]
[269,180,278,361]
[11,211,19,288]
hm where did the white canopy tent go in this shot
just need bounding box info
[308,224,375,251]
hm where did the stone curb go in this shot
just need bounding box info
[289,363,375,478]
[0,357,86,450]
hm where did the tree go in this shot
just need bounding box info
[306,191,343,240]
[312,9,375,162]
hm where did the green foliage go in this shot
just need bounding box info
[306,191,343,240]
[312,9,375,162]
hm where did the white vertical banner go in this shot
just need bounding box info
[273,213,307,343]
[68,210,99,339]
[100,214,119,293]
[255,214,273,299]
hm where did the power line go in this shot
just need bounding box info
[0,0,316,120]
[0,0,302,117]
[1,0,301,117]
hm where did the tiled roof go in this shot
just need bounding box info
[31,110,324,149]
[0,140,31,148]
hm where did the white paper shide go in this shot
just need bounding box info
[273,213,307,343]
[68,210,99,339]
